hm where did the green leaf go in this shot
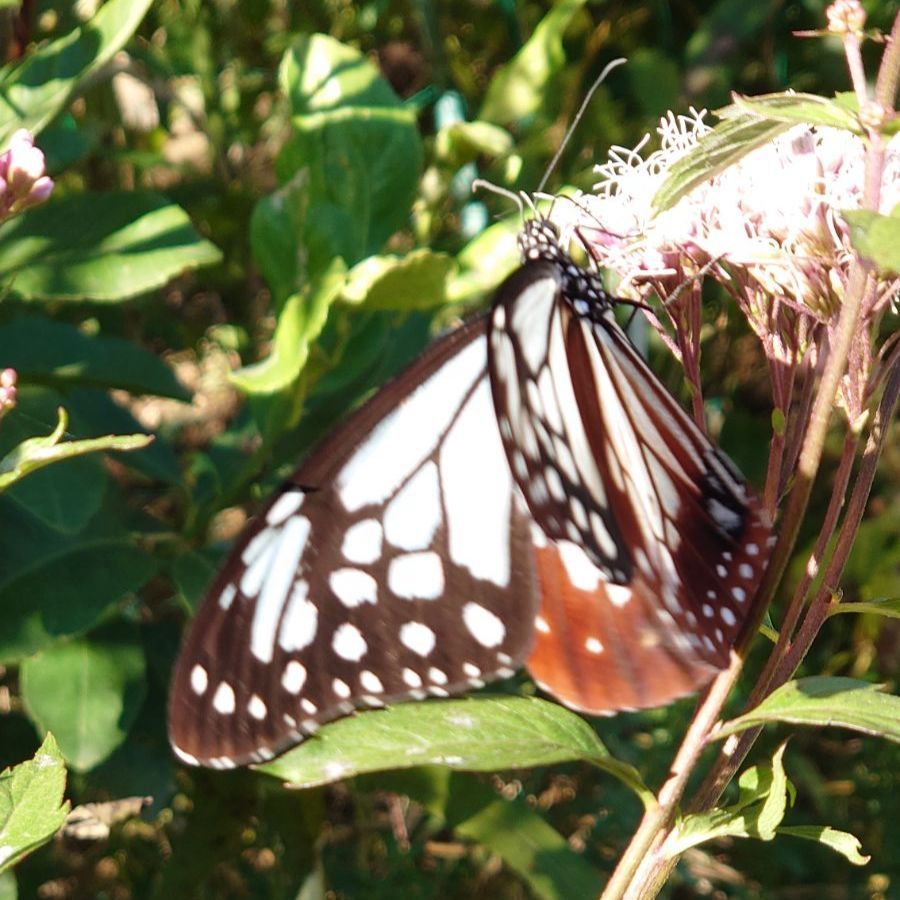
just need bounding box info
[448,776,604,900]
[652,114,792,212]
[480,0,588,125]
[0,407,152,492]
[843,206,900,275]
[0,734,69,875]
[230,258,347,396]
[0,498,155,662]
[776,825,870,866]
[0,192,222,302]
[717,677,900,744]
[274,35,422,275]
[669,743,791,854]
[831,598,900,618]
[258,696,652,806]
[434,121,514,166]
[728,92,862,132]
[281,32,402,115]
[0,870,15,900]
[447,217,520,303]
[0,318,189,399]
[0,0,154,146]
[339,250,457,310]
[20,623,148,772]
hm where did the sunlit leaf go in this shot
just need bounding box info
[0,0,154,146]
[259,696,652,806]
[776,825,869,866]
[728,92,861,132]
[0,734,68,875]
[480,0,588,125]
[717,677,900,744]
[0,407,151,493]
[0,193,222,302]
[652,115,791,212]
[339,250,456,311]
[843,206,900,275]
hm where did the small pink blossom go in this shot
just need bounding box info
[0,129,54,218]
[0,368,16,422]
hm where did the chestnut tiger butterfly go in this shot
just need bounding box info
[168,203,772,769]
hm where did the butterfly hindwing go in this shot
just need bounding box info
[169,318,540,768]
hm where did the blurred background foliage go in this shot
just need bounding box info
[0,0,897,897]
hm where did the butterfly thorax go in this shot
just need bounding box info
[518,218,614,322]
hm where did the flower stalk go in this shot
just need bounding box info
[583,4,900,896]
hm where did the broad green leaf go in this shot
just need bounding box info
[669,743,791,854]
[339,250,457,310]
[776,825,869,865]
[281,32,402,115]
[0,407,151,493]
[729,92,861,132]
[448,776,604,900]
[480,0,588,125]
[717,677,900,744]
[0,870,14,900]
[843,206,900,275]
[20,624,148,772]
[0,0,154,146]
[0,318,189,399]
[0,192,222,302]
[231,258,347,396]
[447,217,520,303]
[434,121,514,166]
[259,696,652,806]
[652,115,792,212]
[274,35,422,276]
[0,734,69,875]
[831,598,900,618]
[170,551,217,615]
[0,498,155,662]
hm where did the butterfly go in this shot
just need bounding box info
[168,213,772,769]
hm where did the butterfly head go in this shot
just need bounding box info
[518,217,565,263]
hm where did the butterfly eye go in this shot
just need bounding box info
[168,215,771,769]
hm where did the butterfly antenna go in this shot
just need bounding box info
[471,178,526,218]
[536,57,626,195]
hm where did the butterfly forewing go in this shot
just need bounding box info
[487,220,772,712]
[169,318,540,768]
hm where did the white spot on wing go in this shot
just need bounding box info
[360,670,384,693]
[342,518,383,564]
[266,491,304,526]
[388,551,445,600]
[402,667,422,688]
[330,568,377,608]
[278,580,317,652]
[212,681,235,715]
[332,622,368,661]
[190,665,208,695]
[400,622,436,657]
[282,660,306,694]
[558,541,601,592]
[585,636,604,654]
[248,694,267,720]
[462,602,506,647]
[332,678,351,699]
[218,583,237,610]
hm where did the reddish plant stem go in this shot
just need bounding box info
[691,350,900,814]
